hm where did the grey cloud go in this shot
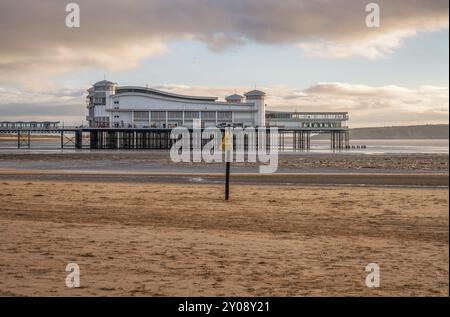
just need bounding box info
[0,102,82,117]
[0,0,448,80]
[0,81,448,127]
[0,85,85,123]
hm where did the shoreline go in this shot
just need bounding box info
[0,152,448,173]
[0,169,448,187]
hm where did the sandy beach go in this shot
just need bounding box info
[0,178,448,296]
[0,151,448,296]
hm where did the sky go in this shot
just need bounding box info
[0,0,448,127]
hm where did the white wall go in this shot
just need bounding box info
[113,111,132,127]
[109,93,261,127]
[94,105,107,117]
[113,94,256,113]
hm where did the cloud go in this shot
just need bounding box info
[1,82,446,127]
[297,30,418,59]
[0,85,85,123]
[0,0,448,82]
[155,82,449,127]
[267,82,449,127]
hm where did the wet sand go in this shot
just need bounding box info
[0,152,448,173]
[0,180,448,296]
[0,169,448,187]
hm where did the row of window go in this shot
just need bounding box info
[93,97,106,105]
[266,113,348,120]
[114,111,233,121]
[0,122,59,128]
[303,122,342,128]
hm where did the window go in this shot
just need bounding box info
[201,111,215,120]
[94,97,105,105]
[184,111,199,119]
[134,111,149,121]
[168,111,183,119]
[217,111,232,120]
[151,111,166,120]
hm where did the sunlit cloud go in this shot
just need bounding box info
[297,30,418,59]
[0,82,447,127]
[0,1,447,127]
[0,0,448,82]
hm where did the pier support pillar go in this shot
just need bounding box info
[75,130,82,149]
[17,131,31,149]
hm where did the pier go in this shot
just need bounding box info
[0,127,350,151]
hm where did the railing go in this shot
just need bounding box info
[267,115,349,120]
[0,126,83,131]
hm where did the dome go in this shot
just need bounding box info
[244,90,266,97]
[225,94,244,102]
[93,80,117,87]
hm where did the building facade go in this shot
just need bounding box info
[86,80,348,129]
[266,111,348,129]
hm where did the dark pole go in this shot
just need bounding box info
[225,160,230,200]
[224,124,231,201]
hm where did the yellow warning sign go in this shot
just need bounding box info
[221,131,233,151]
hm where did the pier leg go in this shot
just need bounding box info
[331,131,335,150]
[293,132,297,152]
[300,131,305,151]
[75,130,82,149]
[307,131,310,150]
[345,130,350,148]
[90,132,95,149]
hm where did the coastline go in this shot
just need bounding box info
[0,169,448,187]
[0,151,448,172]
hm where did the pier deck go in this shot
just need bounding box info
[0,127,350,151]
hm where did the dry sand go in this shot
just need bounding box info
[0,180,448,296]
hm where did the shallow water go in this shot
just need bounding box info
[1,138,448,154]
[311,139,449,154]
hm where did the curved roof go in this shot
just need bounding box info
[115,86,218,102]
[93,80,117,86]
[244,89,266,97]
[226,94,244,100]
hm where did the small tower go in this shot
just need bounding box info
[87,80,117,127]
[244,90,266,127]
[225,94,244,103]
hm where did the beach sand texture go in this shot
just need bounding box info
[0,180,448,296]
